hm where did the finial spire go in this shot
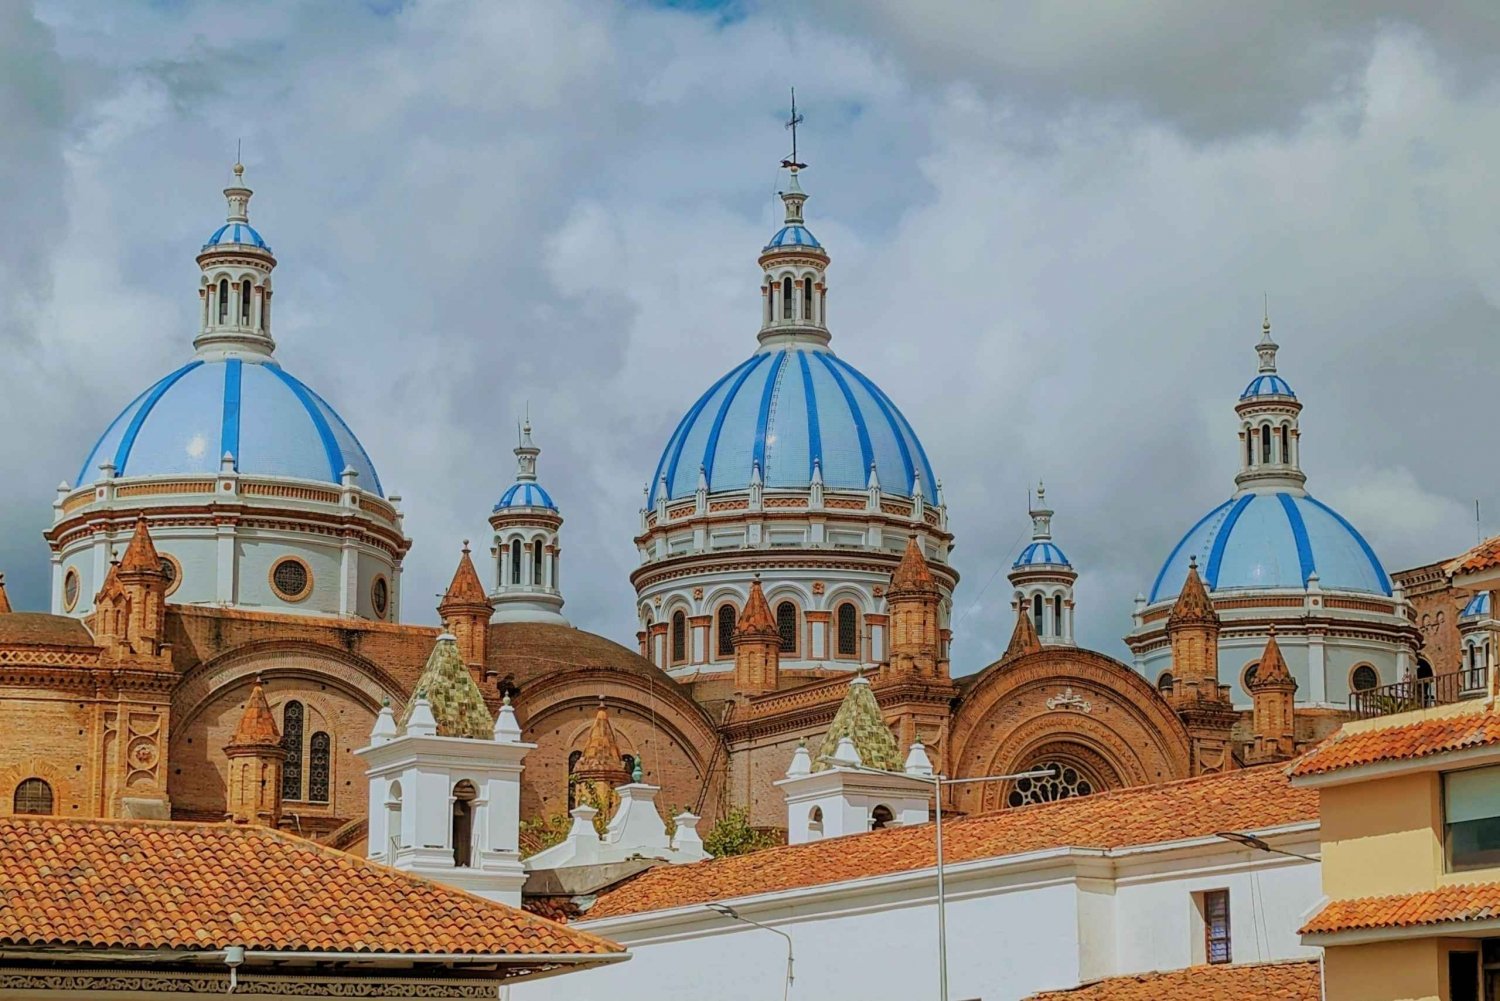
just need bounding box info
[782,87,806,171]
[514,413,539,481]
[1256,299,1279,373]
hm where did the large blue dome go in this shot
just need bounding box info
[649,347,937,504]
[78,357,382,494]
[1149,491,1390,602]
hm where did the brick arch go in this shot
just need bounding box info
[948,647,1193,813]
[0,758,75,818]
[169,641,405,831]
[515,669,723,825]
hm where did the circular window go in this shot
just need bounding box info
[1007,762,1095,807]
[159,554,182,596]
[1351,664,1380,692]
[269,557,312,602]
[371,575,389,619]
[62,568,80,612]
[1241,662,1259,691]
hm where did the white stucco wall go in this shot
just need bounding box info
[513,832,1323,1001]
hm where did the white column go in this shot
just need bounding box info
[49,553,63,615]
[339,536,357,616]
[216,524,237,604]
[390,561,403,623]
[1307,630,1327,704]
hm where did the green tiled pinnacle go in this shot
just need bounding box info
[399,635,493,739]
[815,677,902,772]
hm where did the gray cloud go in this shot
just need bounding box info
[3,1,1499,674]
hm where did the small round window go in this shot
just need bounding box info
[371,575,389,619]
[270,557,311,602]
[159,554,181,596]
[62,569,80,612]
[1351,664,1380,692]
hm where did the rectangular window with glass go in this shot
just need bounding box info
[1203,889,1231,964]
[1445,765,1500,872]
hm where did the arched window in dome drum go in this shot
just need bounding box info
[532,543,543,587]
[782,276,793,319]
[240,282,251,326]
[776,602,798,654]
[1032,594,1043,635]
[218,278,229,323]
[1261,425,1272,464]
[1280,426,1290,464]
[836,602,858,657]
[510,539,521,585]
[1053,594,1063,637]
[1245,432,1253,466]
[716,604,736,658]
[671,611,687,664]
[281,701,304,801]
[802,277,813,320]
[308,732,330,804]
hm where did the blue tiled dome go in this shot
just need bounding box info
[765,225,821,250]
[1150,491,1390,602]
[204,222,269,251]
[1241,374,1295,399]
[649,347,936,505]
[78,358,382,494]
[1014,541,1071,569]
[1462,591,1491,620]
[495,482,556,511]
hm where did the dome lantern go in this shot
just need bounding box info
[489,416,566,625]
[194,162,278,360]
[1009,482,1077,646]
[1234,311,1306,493]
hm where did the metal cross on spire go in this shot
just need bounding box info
[782,87,806,170]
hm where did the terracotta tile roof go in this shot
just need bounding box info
[814,674,903,773]
[1024,959,1320,1000]
[228,678,282,748]
[1288,704,1500,777]
[1002,602,1043,661]
[1168,559,1218,627]
[400,634,492,739]
[735,578,777,635]
[0,816,623,957]
[1449,536,1500,575]
[588,765,1317,920]
[889,535,938,593]
[1301,881,1500,936]
[0,612,95,648]
[1249,627,1295,691]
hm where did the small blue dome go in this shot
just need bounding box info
[1241,374,1295,399]
[78,358,382,494]
[1150,491,1390,602]
[765,225,821,250]
[1463,591,1491,620]
[204,222,270,251]
[649,347,937,505]
[1014,541,1071,569]
[494,482,557,511]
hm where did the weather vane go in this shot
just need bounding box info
[782,87,806,170]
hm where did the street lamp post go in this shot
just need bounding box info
[818,755,1057,1001]
[705,902,794,1001]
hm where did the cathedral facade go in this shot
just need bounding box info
[0,151,1447,842]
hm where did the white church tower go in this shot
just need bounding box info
[489,418,567,624]
[358,633,533,905]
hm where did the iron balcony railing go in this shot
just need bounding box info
[1349,667,1489,718]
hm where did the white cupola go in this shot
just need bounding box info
[356,634,534,905]
[488,417,567,624]
[757,164,831,350]
[194,162,277,360]
[1008,482,1078,646]
[1234,311,1306,493]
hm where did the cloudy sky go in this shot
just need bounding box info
[3,0,1499,671]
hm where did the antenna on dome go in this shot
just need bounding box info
[782,87,806,171]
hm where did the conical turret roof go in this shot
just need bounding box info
[574,701,628,779]
[1002,603,1043,661]
[118,517,163,575]
[0,574,11,615]
[398,634,493,739]
[890,536,938,594]
[228,677,282,749]
[1168,558,1218,628]
[440,542,489,607]
[736,578,778,637]
[1248,626,1296,691]
[814,675,902,773]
